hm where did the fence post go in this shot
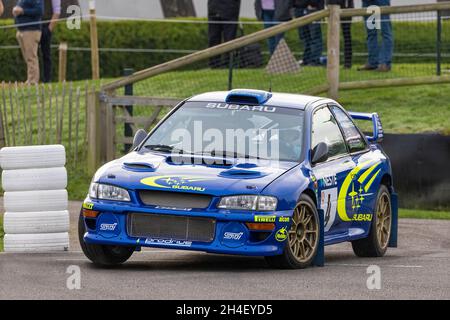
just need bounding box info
[123,68,134,152]
[437,10,442,76]
[87,90,101,175]
[0,100,5,148]
[58,42,68,82]
[227,52,234,91]
[89,1,100,80]
[105,101,116,162]
[327,5,341,100]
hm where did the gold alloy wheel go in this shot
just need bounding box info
[288,202,319,263]
[376,192,392,250]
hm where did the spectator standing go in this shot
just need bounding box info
[358,0,393,72]
[207,0,241,68]
[328,0,354,69]
[294,0,325,66]
[255,0,293,55]
[40,0,61,83]
[14,0,44,84]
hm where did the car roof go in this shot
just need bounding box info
[187,90,328,110]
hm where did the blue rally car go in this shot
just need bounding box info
[79,89,398,269]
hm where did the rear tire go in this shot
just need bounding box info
[265,194,320,269]
[78,210,134,267]
[352,185,392,257]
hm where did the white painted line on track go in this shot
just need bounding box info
[328,263,423,268]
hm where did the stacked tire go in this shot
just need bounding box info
[1,145,69,252]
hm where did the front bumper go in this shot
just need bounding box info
[82,199,292,256]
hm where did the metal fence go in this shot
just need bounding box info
[96,3,450,100]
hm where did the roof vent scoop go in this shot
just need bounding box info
[225,89,272,105]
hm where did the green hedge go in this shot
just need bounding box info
[0,18,448,82]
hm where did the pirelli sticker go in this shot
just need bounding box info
[83,202,94,210]
[254,216,276,223]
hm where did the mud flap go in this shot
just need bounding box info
[388,192,398,248]
[313,208,325,267]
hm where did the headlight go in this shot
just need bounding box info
[89,183,131,202]
[218,195,277,211]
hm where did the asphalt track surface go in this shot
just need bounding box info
[1,200,449,300]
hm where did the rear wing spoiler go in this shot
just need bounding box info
[349,112,384,143]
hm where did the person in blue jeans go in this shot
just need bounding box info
[358,0,393,72]
[294,0,324,66]
[255,0,293,55]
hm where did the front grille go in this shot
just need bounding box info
[138,190,212,209]
[127,213,216,243]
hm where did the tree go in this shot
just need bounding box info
[160,0,196,18]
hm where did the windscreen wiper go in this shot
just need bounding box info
[144,144,194,155]
[197,150,259,159]
[144,144,175,153]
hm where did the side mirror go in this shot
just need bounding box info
[132,129,148,150]
[311,142,329,165]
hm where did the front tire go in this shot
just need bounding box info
[78,210,135,267]
[352,185,392,257]
[265,194,320,269]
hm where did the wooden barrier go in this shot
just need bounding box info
[102,2,450,94]
[0,82,88,169]
[327,5,341,100]
[89,3,100,80]
[58,43,68,83]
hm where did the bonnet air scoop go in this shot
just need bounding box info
[225,89,272,105]
[123,162,158,172]
[219,163,268,179]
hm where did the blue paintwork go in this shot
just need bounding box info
[83,90,397,258]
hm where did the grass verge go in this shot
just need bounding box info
[399,209,450,220]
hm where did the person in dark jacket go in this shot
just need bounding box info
[328,0,354,68]
[208,0,241,68]
[40,0,61,83]
[255,0,292,55]
[13,0,44,84]
[294,0,324,66]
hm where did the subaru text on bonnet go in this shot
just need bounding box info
[79,89,398,269]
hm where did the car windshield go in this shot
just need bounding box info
[143,101,305,162]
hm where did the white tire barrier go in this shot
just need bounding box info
[1,145,69,253]
[4,190,68,213]
[0,145,66,170]
[2,167,67,192]
[4,233,69,252]
[4,211,70,234]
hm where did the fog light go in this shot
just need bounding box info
[83,209,99,218]
[245,223,275,231]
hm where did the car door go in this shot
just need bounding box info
[311,106,355,237]
[330,105,376,232]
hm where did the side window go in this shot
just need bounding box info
[331,106,367,153]
[312,107,348,159]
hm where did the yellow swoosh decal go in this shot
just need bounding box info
[337,160,375,222]
[358,162,381,184]
[141,176,171,189]
[364,169,381,192]
[140,175,210,189]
